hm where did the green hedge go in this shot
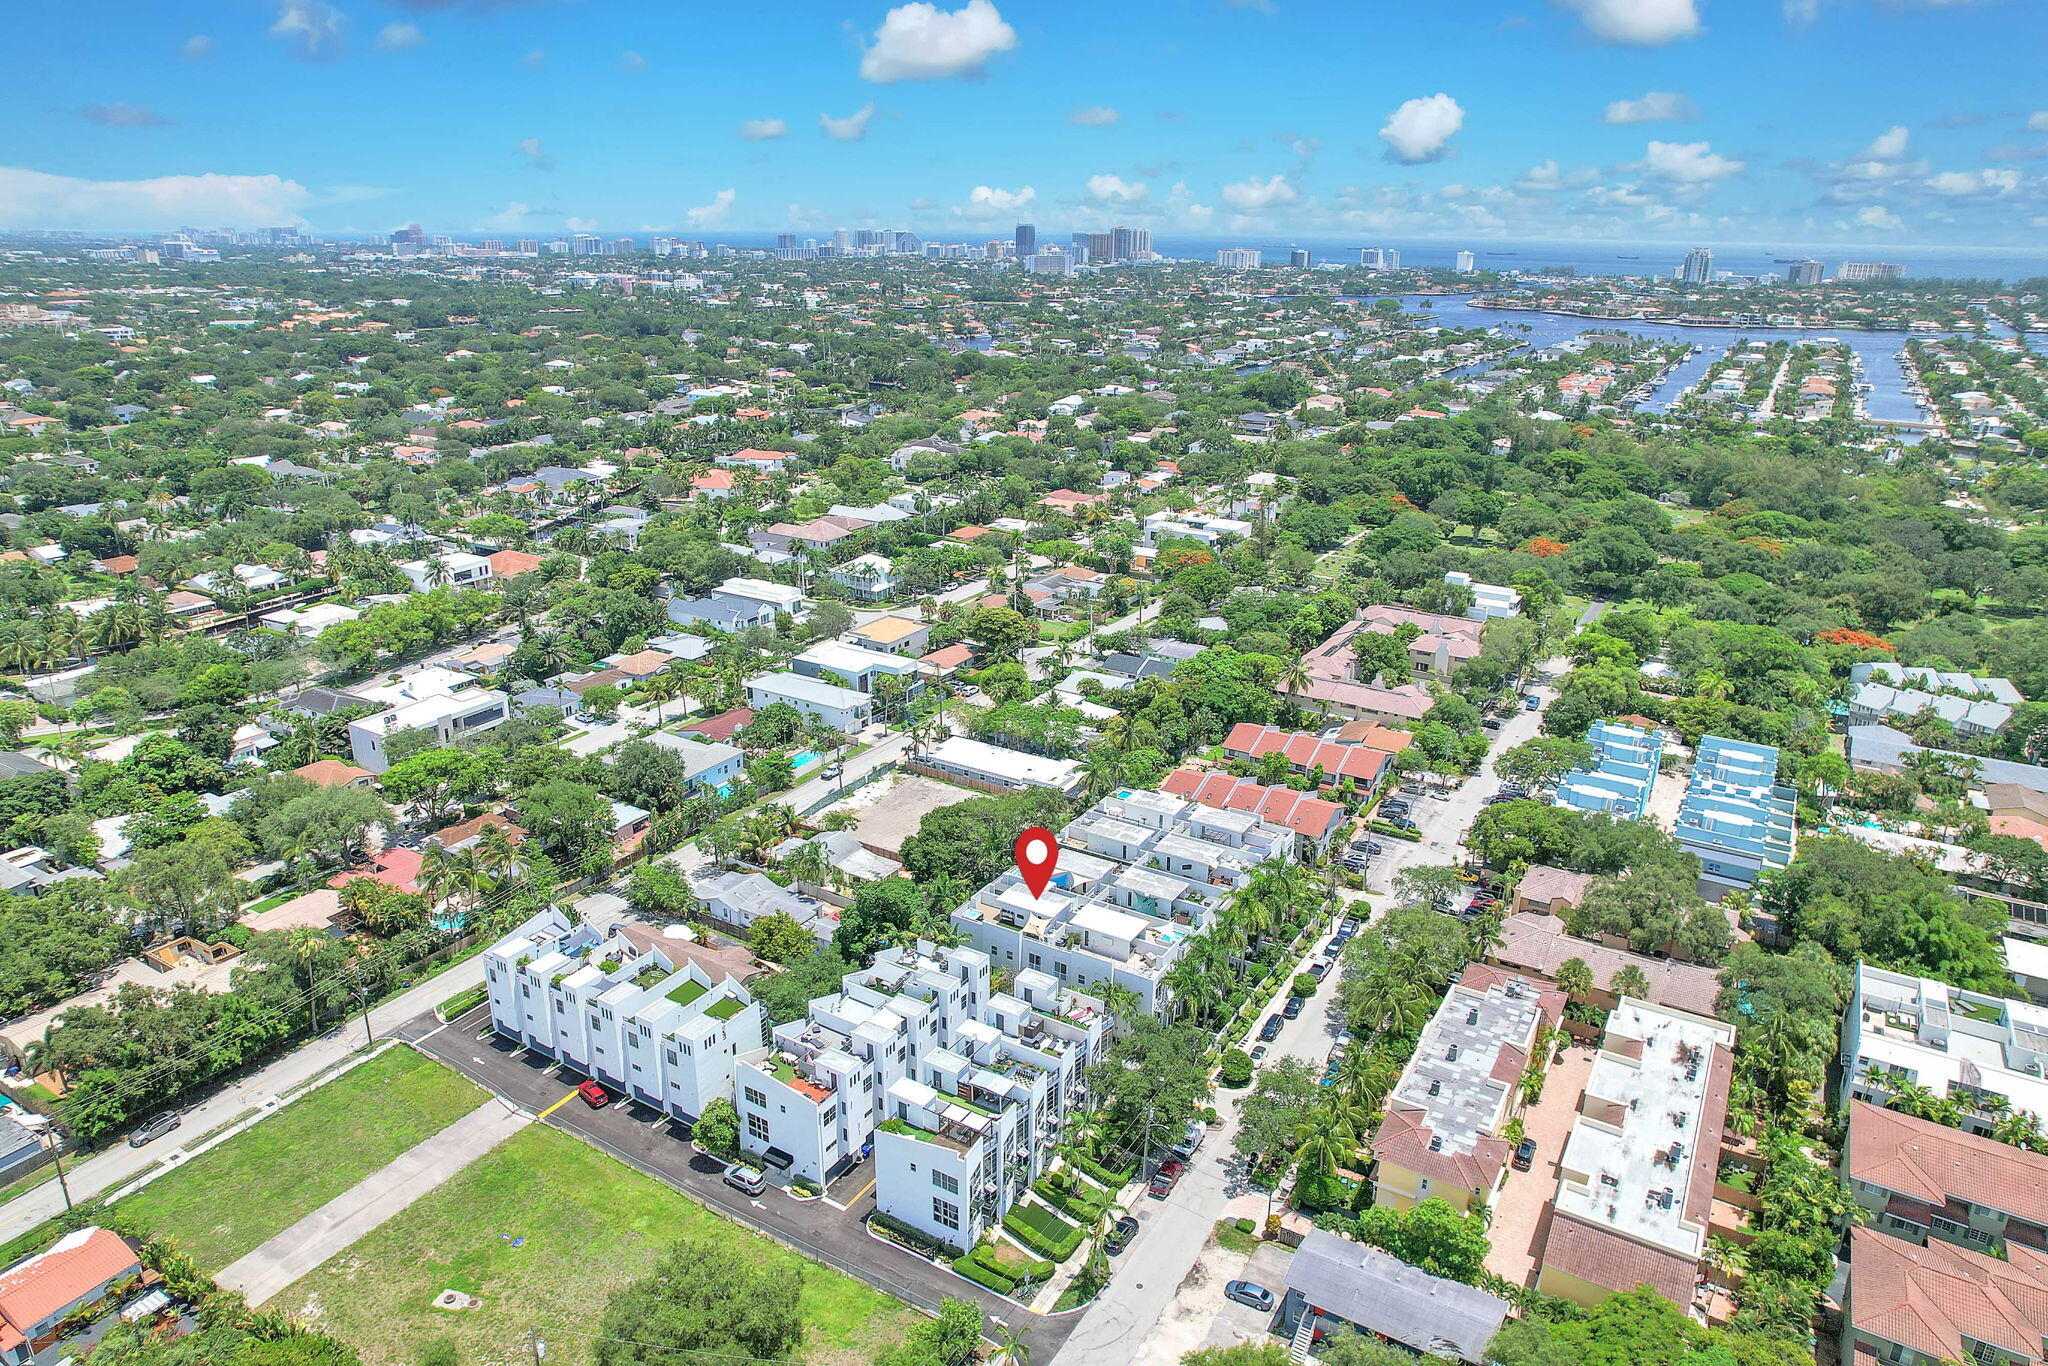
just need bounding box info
[972,1242,1053,1283]
[1068,1150,1135,1189]
[952,1255,1017,1296]
[870,1210,964,1260]
[1035,1175,1109,1225]
[1004,1202,1084,1261]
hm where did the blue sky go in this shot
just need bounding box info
[6,0,2048,248]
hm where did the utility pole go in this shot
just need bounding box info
[45,1129,72,1214]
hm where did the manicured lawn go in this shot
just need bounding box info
[116,1046,488,1272]
[275,1124,920,1366]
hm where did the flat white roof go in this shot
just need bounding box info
[747,671,869,708]
[926,736,1081,786]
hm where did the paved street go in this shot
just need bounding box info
[1052,913,1356,1366]
[395,1007,1082,1365]
[0,959,488,1247]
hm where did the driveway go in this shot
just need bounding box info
[397,1007,1079,1365]
[1483,1041,1596,1289]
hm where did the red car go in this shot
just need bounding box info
[577,1080,611,1108]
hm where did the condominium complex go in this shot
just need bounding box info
[1843,962,2048,1132]
[1674,736,1796,895]
[1534,999,1736,1311]
[1373,964,1563,1213]
[1554,722,1663,819]
[949,787,1297,1017]
[1844,1101,2048,1366]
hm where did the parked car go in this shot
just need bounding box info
[1524,694,1541,711]
[1106,1216,1139,1253]
[1259,1015,1284,1042]
[956,684,980,698]
[1513,1138,1538,1172]
[1249,1044,1269,1062]
[1225,1281,1275,1312]
[1481,718,1503,732]
[577,1079,611,1108]
[128,1112,181,1148]
[1283,996,1304,1020]
[723,1161,767,1196]
[1147,1174,1175,1199]
[1308,961,1328,980]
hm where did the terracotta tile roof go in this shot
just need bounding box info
[918,643,974,672]
[683,708,752,743]
[1539,1210,1699,1306]
[328,846,422,894]
[1375,1104,1513,1193]
[1848,1224,2048,1363]
[1492,912,1724,1018]
[430,811,527,851]
[293,758,374,788]
[1222,723,1393,787]
[0,1228,141,1342]
[1157,769,1344,840]
[613,923,761,984]
[488,550,544,577]
[1516,864,1595,909]
[1849,1100,2048,1229]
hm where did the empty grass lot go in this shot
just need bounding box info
[115,1046,488,1272]
[275,1124,920,1366]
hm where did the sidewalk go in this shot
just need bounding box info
[216,1098,529,1306]
[0,958,489,1247]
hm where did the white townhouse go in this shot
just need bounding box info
[950,787,1296,1018]
[483,907,765,1123]
[399,551,495,593]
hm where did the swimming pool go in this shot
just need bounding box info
[791,749,824,772]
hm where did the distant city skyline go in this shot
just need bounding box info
[6,1,2048,249]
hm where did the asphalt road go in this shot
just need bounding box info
[396,1006,1081,1365]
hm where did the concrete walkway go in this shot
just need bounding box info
[216,1099,530,1306]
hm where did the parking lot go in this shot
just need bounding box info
[394,1005,1079,1364]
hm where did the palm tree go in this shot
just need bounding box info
[1609,963,1650,1001]
[1993,1109,2047,1152]
[1556,956,1595,1002]
[419,844,484,918]
[990,1321,1031,1366]
[475,823,527,886]
[1292,1102,1367,1181]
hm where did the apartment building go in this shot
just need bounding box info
[949,788,1295,1017]
[1221,722,1394,792]
[1554,722,1663,819]
[1157,770,1350,856]
[399,551,494,593]
[483,907,765,1122]
[744,672,874,733]
[1373,964,1564,1214]
[1843,962,2048,1133]
[1847,662,2023,737]
[346,667,509,773]
[791,641,924,700]
[1674,736,1796,895]
[1358,604,1485,677]
[1534,999,1736,1311]
[1842,1101,2048,1365]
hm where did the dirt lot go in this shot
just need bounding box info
[843,773,981,857]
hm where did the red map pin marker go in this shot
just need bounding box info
[1014,826,1057,898]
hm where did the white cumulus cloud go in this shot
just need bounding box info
[479,202,534,232]
[957,184,1035,217]
[1602,90,1696,124]
[820,103,878,142]
[181,35,215,59]
[517,138,553,170]
[1070,106,1119,127]
[0,166,315,230]
[1854,205,1904,230]
[1635,140,1744,183]
[1085,174,1148,204]
[685,188,736,227]
[859,0,1016,82]
[1927,168,2018,196]
[618,50,647,71]
[1220,173,1298,210]
[1862,125,1910,159]
[1561,0,1700,44]
[739,117,789,141]
[2028,111,2048,133]
[1379,93,1464,164]
[375,22,424,51]
[271,0,346,59]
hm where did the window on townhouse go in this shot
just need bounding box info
[744,1086,767,1108]
[664,1050,677,1066]
[933,1198,960,1230]
[748,1114,771,1143]
[934,1171,960,1194]
[1028,953,1041,969]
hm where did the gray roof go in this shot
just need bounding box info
[1847,724,2048,790]
[1284,1231,1508,1363]
[0,751,54,782]
[278,686,372,717]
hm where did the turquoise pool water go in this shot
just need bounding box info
[791,749,823,771]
